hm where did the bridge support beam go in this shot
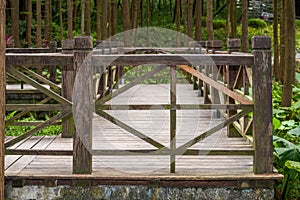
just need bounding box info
[252,36,273,174]
[72,36,93,174]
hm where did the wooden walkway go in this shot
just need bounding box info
[5,84,259,179]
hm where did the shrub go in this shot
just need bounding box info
[248,19,268,28]
[213,20,226,29]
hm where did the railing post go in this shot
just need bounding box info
[73,36,93,174]
[61,39,74,138]
[252,36,273,174]
[207,40,222,117]
[49,41,57,83]
[227,38,241,137]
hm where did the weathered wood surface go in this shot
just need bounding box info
[5,84,257,177]
[6,53,73,66]
[91,54,254,66]
[252,36,273,174]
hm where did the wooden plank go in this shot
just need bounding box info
[6,53,73,66]
[91,54,254,66]
[97,110,167,149]
[96,104,253,110]
[6,104,71,111]
[96,65,166,104]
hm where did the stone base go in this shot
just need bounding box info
[5,184,274,200]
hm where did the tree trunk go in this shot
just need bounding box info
[0,1,6,198]
[147,0,151,46]
[140,0,144,27]
[36,0,42,47]
[111,0,118,36]
[132,0,139,29]
[81,1,85,34]
[45,0,51,44]
[59,0,63,41]
[175,0,181,46]
[241,0,248,52]
[122,0,131,46]
[95,0,101,40]
[273,0,279,80]
[11,0,19,47]
[26,0,32,47]
[279,0,285,83]
[195,0,202,41]
[84,0,91,35]
[206,0,214,40]
[67,0,73,39]
[102,0,108,40]
[187,0,193,39]
[230,0,237,38]
[281,0,295,107]
[226,0,231,39]
[73,0,77,30]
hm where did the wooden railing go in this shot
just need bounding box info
[4,36,273,175]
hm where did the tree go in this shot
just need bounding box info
[102,0,108,40]
[11,0,19,47]
[206,0,214,40]
[59,0,63,41]
[67,0,73,39]
[84,0,91,35]
[26,0,32,47]
[122,0,131,46]
[230,0,237,38]
[175,0,181,46]
[36,0,42,47]
[194,0,202,41]
[0,0,5,198]
[279,0,285,82]
[111,0,118,36]
[241,0,248,52]
[281,0,296,107]
[45,0,51,44]
[225,0,231,39]
[273,0,279,80]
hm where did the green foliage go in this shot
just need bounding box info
[248,19,268,29]
[213,20,226,30]
[296,20,300,28]
[5,111,62,136]
[273,79,300,199]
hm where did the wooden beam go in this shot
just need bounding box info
[5,149,72,156]
[0,0,6,198]
[178,65,252,104]
[5,111,71,148]
[97,110,167,149]
[252,36,273,174]
[91,54,254,66]
[6,53,73,66]
[177,109,251,151]
[6,104,71,111]
[96,104,253,110]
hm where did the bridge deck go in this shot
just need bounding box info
[5,84,279,182]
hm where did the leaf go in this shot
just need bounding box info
[285,160,300,172]
[273,117,281,130]
[275,147,300,166]
[291,100,300,110]
[296,72,300,83]
[288,126,300,136]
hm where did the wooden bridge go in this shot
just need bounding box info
[4,36,282,191]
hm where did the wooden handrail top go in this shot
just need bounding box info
[6,53,73,66]
[91,54,254,66]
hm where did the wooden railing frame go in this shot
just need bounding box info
[4,36,273,175]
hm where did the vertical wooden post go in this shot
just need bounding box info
[170,66,176,173]
[207,40,222,117]
[49,41,57,83]
[252,36,273,174]
[227,38,241,137]
[73,36,93,174]
[0,0,6,197]
[62,39,75,138]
